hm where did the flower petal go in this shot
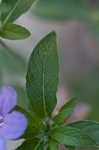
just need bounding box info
[0,136,6,150]
[0,86,17,115]
[0,111,28,140]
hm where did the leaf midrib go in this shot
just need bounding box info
[42,57,47,117]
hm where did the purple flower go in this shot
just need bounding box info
[0,85,28,150]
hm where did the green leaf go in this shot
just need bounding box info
[54,98,77,124]
[16,138,41,150]
[26,32,59,119]
[0,24,30,40]
[12,85,30,111]
[68,120,99,145]
[1,0,36,24]
[32,0,89,21]
[50,126,96,147]
[48,139,58,150]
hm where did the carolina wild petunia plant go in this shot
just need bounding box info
[0,0,99,150]
[14,32,99,150]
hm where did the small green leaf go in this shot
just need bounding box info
[54,98,77,124]
[50,126,96,147]
[1,0,36,24]
[48,139,58,150]
[68,120,99,145]
[0,24,30,40]
[26,32,59,119]
[16,138,40,150]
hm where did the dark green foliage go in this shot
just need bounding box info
[0,0,99,149]
[50,126,96,147]
[68,120,99,145]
